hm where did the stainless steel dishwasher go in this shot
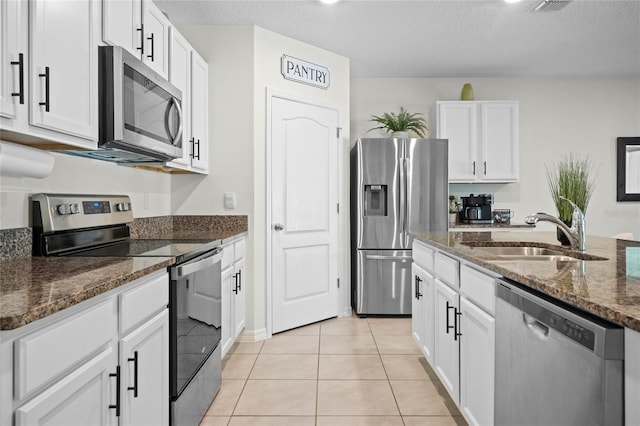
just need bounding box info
[495,279,624,426]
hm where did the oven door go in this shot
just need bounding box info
[169,248,222,399]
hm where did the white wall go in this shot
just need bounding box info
[175,25,351,337]
[351,77,640,238]
[0,153,172,229]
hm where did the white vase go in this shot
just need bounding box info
[392,131,409,139]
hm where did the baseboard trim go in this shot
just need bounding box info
[237,327,268,342]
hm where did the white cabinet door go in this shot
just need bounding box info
[15,347,117,426]
[29,0,97,142]
[460,296,495,426]
[120,309,169,426]
[479,102,519,181]
[102,0,143,57]
[436,101,518,183]
[437,102,476,181]
[233,257,246,339]
[221,264,234,357]
[167,27,191,168]
[412,263,435,364]
[189,49,209,173]
[626,328,640,426]
[434,278,460,403]
[0,0,27,121]
[411,264,425,351]
[142,1,170,79]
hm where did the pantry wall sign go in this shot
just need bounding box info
[281,55,330,89]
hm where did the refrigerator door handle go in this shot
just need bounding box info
[365,254,413,262]
[399,157,408,243]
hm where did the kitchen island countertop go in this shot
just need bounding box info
[412,231,640,332]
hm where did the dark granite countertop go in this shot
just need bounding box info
[449,223,533,229]
[0,215,248,331]
[412,231,640,332]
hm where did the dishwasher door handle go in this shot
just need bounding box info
[523,313,550,339]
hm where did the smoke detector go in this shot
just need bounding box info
[532,0,571,12]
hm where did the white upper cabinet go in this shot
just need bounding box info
[165,27,209,174]
[142,1,170,79]
[1,0,98,148]
[29,0,98,141]
[0,0,26,121]
[103,0,170,79]
[437,101,519,183]
[102,0,143,57]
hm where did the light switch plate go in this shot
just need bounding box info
[224,192,236,209]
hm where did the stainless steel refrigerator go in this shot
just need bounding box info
[350,137,448,316]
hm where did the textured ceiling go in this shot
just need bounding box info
[154,0,640,78]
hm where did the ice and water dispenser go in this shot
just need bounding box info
[364,184,388,216]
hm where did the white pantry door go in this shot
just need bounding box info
[271,96,339,334]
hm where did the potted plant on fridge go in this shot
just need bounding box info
[368,107,428,138]
[546,154,596,245]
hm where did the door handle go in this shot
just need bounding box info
[365,255,412,261]
[454,308,462,341]
[274,223,285,231]
[109,365,121,417]
[38,66,50,112]
[445,301,455,335]
[127,351,139,397]
[414,275,422,299]
[147,33,155,61]
[10,53,24,104]
[137,25,144,55]
[523,313,549,339]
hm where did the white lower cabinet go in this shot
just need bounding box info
[3,271,168,426]
[119,310,169,426]
[221,237,247,357]
[459,295,495,426]
[14,347,116,426]
[412,240,496,426]
[433,278,460,402]
[411,264,435,363]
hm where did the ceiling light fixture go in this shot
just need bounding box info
[504,0,522,3]
[319,0,340,4]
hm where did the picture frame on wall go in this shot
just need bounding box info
[617,137,640,202]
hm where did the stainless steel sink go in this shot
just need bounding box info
[462,243,608,261]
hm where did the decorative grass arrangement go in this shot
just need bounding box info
[546,154,597,222]
[368,107,428,137]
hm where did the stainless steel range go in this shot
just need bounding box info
[31,193,222,426]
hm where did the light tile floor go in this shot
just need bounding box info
[200,316,467,426]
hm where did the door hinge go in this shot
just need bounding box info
[336,127,342,138]
[337,203,340,213]
[337,278,340,288]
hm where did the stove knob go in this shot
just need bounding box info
[69,203,80,214]
[116,202,131,212]
[56,204,69,215]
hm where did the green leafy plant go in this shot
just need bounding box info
[546,154,597,222]
[368,107,428,137]
[448,195,459,213]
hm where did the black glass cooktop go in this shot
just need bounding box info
[70,239,215,259]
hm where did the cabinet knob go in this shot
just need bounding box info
[274,223,285,231]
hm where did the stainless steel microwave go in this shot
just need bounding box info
[64,46,183,164]
[101,45,183,161]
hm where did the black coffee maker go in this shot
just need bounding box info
[460,193,493,223]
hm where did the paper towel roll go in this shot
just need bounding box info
[0,140,55,179]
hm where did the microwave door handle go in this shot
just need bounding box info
[165,97,183,146]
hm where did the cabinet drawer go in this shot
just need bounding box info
[434,252,459,288]
[234,238,246,261]
[413,242,434,272]
[460,264,495,315]
[15,299,115,400]
[120,271,168,334]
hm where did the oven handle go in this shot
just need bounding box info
[172,248,222,279]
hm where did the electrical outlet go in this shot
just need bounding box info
[224,192,236,209]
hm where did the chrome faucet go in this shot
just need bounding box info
[525,196,586,252]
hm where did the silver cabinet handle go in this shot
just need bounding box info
[274,223,285,231]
